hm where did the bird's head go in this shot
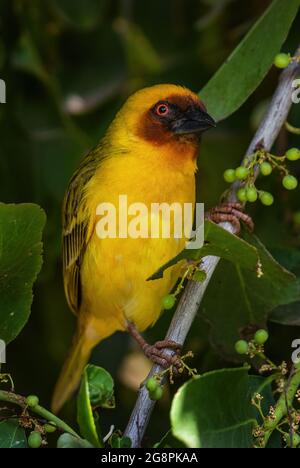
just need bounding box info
[107,84,215,165]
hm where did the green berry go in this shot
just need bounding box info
[149,386,163,401]
[260,192,274,206]
[254,329,269,345]
[146,378,158,393]
[28,431,42,449]
[246,187,258,203]
[274,53,290,69]
[162,294,176,310]
[44,423,56,433]
[235,340,249,355]
[282,175,298,191]
[193,270,207,282]
[237,188,247,203]
[286,148,300,161]
[223,169,236,183]
[260,162,272,176]
[235,167,250,180]
[26,395,39,408]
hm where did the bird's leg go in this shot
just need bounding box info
[205,202,254,235]
[126,321,182,370]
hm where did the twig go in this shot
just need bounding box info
[0,390,79,438]
[124,46,300,448]
[263,363,300,446]
[63,78,126,116]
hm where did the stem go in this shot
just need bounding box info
[0,390,79,438]
[124,45,300,448]
[263,364,300,446]
[285,121,300,135]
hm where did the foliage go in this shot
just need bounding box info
[0,204,46,343]
[0,0,300,449]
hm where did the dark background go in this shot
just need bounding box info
[0,0,300,445]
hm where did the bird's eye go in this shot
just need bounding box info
[156,103,169,117]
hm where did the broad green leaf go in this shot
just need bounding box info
[0,204,46,343]
[77,365,115,448]
[171,368,256,448]
[269,248,300,326]
[201,0,300,120]
[270,299,300,326]
[201,234,300,359]
[86,364,115,408]
[57,433,94,448]
[0,420,27,448]
[77,369,103,448]
[270,247,300,277]
[149,220,259,280]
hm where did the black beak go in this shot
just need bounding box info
[171,106,216,135]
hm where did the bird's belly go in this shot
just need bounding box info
[80,233,185,333]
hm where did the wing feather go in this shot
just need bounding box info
[62,146,102,314]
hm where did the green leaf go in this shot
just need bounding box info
[0,420,27,448]
[77,369,103,448]
[201,0,300,120]
[57,433,94,448]
[201,234,300,359]
[269,248,300,326]
[270,299,300,326]
[110,434,132,448]
[149,220,259,280]
[77,365,115,448]
[86,364,115,408]
[0,203,46,343]
[171,368,256,448]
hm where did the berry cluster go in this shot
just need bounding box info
[145,377,163,401]
[224,148,299,206]
[235,329,269,356]
[25,394,57,448]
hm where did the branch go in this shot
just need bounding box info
[124,46,300,448]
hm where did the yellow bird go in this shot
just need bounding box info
[52,84,217,413]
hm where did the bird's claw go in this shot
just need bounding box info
[142,340,182,371]
[205,202,254,235]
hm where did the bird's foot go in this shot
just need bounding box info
[126,322,182,372]
[142,340,183,370]
[205,202,254,235]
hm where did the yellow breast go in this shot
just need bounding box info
[80,143,196,335]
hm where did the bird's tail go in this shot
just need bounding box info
[51,320,103,414]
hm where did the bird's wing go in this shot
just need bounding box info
[62,146,102,315]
